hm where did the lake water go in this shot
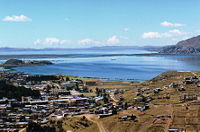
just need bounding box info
[1,49,200,81]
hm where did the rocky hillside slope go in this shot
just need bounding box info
[159,35,200,54]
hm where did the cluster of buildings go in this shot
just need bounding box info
[0,71,127,131]
[3,71,200,131]
[135,75,200,105]
[133,74,200,132]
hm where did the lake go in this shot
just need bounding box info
[1,49,200,81]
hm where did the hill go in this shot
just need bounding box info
[4,59,25,65]
[2,59,53,67]
[0,81,40,100]
[160,35,200,54]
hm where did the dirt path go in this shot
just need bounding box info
[19,128,26,132]
[164,104,173,132]
[81,114,108,132]
[85,114,108,132]
[110,93,118,102]
[191,71,197,76]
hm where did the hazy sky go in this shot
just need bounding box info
[0,0,200,48]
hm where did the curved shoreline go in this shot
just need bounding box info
[0,53,179,59]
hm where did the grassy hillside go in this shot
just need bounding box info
[68,71,200,132]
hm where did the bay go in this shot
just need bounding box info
[1,49,200,81]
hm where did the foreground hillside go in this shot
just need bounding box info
[2,70,200,132]
[29,71,200,132]
[106,71,200,131]
[160,35,200,54]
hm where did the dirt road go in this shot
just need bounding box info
[83,114,108,132]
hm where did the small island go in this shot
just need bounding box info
[0,59,53,68]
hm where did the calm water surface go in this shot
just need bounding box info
[1,49,200,81]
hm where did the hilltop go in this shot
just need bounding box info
[1,59,53,67]
[160,35,200,54]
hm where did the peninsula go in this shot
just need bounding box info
[0,59,53,68]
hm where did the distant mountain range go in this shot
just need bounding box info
[160,35,200,54]
[0,46,162,52]
[87,46,161,51]
[0,47,69,51]
[2,35,200,55]
[3,35,200,55]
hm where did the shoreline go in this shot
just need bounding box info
[0,53,199,82]
[0,53,197,59]
[0,68,142,83]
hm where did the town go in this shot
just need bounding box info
[0,71,131,132]
[2,70,200,132]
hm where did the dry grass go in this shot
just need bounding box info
[54,71,200,131]
[46,117,98,132]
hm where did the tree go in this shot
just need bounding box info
[27,122,55,132]
[111,106,117,115]
[27,122,43,132]
[123,102,128,110]
[0,81,40,100]
[56,120,64,132]
[95,88,100,96]
[103,94,109,104]
[82,116,86,120]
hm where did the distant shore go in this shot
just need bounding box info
[0,69,137,82]
[0,53,191,59]
[1,52,199,82]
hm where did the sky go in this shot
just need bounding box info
[0,0,200,48]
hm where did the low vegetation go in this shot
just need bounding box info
[0,81,40,100]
